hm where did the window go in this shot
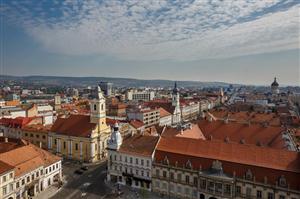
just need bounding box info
[224,184,231,195]
[268,193,274,199]
[135,158,138,164]
[114,155,116,161]
[94,104,97,111]
[75,143,78,150]
[246,187,252,198]
[141,159,144,166]
[16,182,20,188]
[257,190,262,198]
[3,186,7,195]
[101,104,104,111]
[170,172,174,180]
[22,179,25,185]
[147,172,149,177]
[177,186,181,193]
[3,175,6,182]
[141,170,144,176]
[163,171,167,178]
[193,177,198,186]
[27,176,30,183]
[46,169,48,174]
[36,171,39,178]
[25,133,28,137]
[236,186,241,195]
[36,134,39,138]
[279,196,285,199]
[200,179,206,189]
[177,173,182,182]
[63,142,66,149]
[42,135,46,139]
[156,169,159,177]
[30,134,33,137]
[125,156,127,163]
[185,175,190,184]
[130,157,132,163]
[146,160,149,167]
[31,174,34,180]
[9,173,13,179]
[54,139,57,145]
[9,183,13,192]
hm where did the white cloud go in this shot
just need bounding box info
[1,0,299,60]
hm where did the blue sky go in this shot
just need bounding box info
[0,0,299,86]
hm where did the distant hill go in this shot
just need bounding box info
[0,75,238,88]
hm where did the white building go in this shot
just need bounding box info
[107,125,159,190]
[126,90,155,101]
[0,137,62,199]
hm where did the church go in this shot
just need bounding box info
[145,82,182,126]
[49,86,111,162]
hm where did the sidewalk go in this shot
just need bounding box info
[32,185,61,199]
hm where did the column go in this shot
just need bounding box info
[69,140,72,158]
[90,142,95,160]
[80,141,83,160]
[56,139,59,153]
[48,136,52,150]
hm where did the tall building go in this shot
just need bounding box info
[271,77,279,94]
[172,82,182,124]
[49,86,111,162]
[99,82,113,96]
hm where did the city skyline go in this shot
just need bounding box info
[1,0,300,86]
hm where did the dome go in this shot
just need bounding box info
[271,77,279,87]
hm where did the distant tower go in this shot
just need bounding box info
[171,82,181,125]
[271,77,279,94]
[90,86,107,128]
[54,93,61,111]
[107,122,122,150]
[172,82,180,107]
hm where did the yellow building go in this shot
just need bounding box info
[49,87,111,162]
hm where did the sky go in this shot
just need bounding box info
[0,0,299,86]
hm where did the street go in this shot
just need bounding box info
[51,161,111,199]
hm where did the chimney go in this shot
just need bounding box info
[4,137,8,143]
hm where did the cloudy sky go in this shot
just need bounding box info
[0,0,299,85]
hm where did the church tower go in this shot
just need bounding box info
[271,77,279,94]
[90,86,107,129]
[171,82,181,125]
[107,122,122,150]
[172,82,180,107]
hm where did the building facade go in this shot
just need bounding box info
[49,86,111,162]
[0,138,62,199]
[107,125,159,191]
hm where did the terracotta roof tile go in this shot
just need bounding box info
[119,135,159,157]
[51,115,96,137]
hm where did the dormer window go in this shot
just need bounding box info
[278,175,287,187]
[245,169,253,180]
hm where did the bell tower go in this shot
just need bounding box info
[90,86,107,128]
[172,82,180,107]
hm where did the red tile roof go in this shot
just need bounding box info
[129,120,144,129]
[162,124,206,140]
[119,135,159,157]
[159,108,171,117]
[0,138,61,177]
[155,137,300,190]
[0,117,33,128]
[51,115,96,137]
[197,120,285,149]
[0,160,14,175]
